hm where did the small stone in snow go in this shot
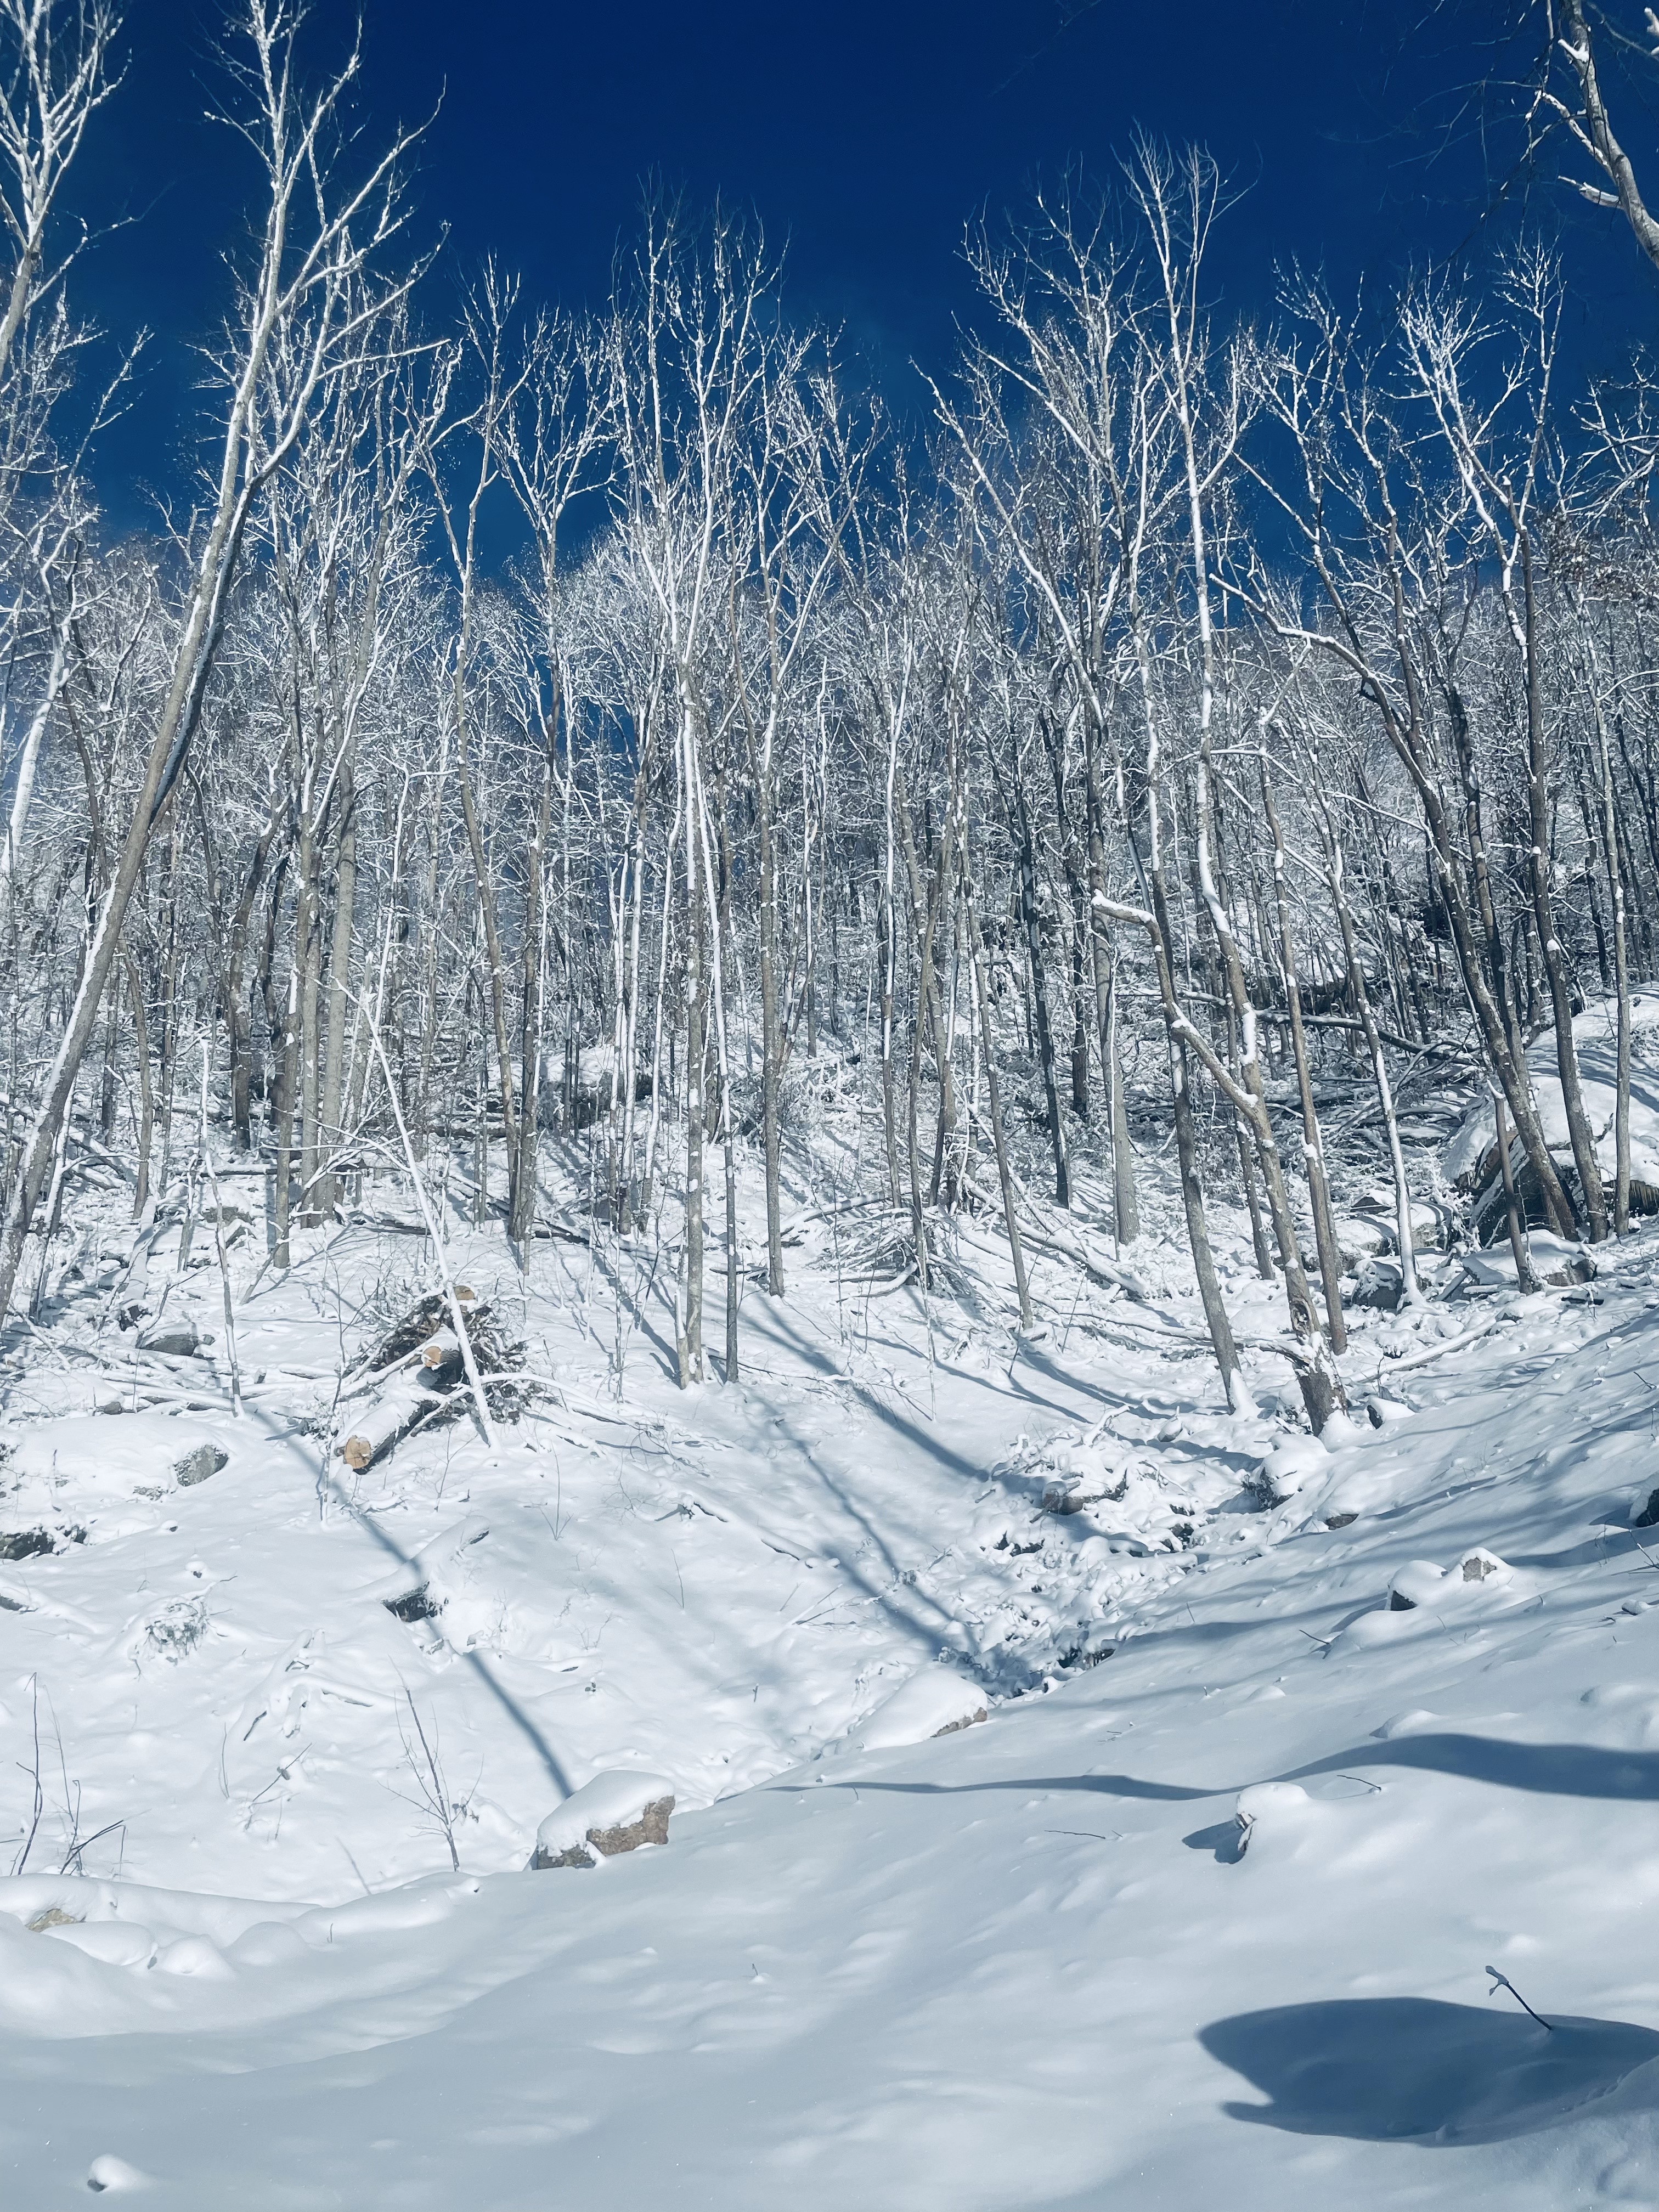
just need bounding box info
[174,1444,229,1487]
[137,1317,200,1358]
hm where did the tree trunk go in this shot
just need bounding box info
[1263,769,1346,1352]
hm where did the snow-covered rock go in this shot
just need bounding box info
[1460,1231,1592,1290]
[842,1669,988,1751]
[1443,988,1659,1217]
[1389,1548,1515,1611]
[136,1317,200,1358]
[1234,1780,1311,1855]
[532,1772,675,1869]
[85,2152,153,2193]
[1389,1559,1451,1610]
[1254,1435,1327,1503]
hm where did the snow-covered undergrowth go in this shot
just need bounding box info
[2,1110,1657,2208]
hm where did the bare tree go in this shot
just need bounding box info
[0,0,422,1323]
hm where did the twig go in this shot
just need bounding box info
[1486,1966,1552,2031]
[10,1675,42,1877]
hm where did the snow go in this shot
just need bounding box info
[1444,987,1659,1197]
[1256,1433,1328,1502]
[837,1666,986,1749]
[2,1109,1659,2205]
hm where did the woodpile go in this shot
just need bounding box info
[336,1290,522,1472]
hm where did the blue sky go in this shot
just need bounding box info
[60,0,1659,537]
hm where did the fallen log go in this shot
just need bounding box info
[338,1371,449,1472]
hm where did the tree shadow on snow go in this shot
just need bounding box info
[813,1772,1218,1802]
[1200,1998,1659,2144]
[1291,1735,1659,1801]
[816,1731,1659,1810]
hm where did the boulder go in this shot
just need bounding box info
[1633,1486,1659,1530]
[174,1444,228,1487]
[384,1584,440,1624]
[1460,1232,1592,1291]
[532,1771,675,1869]
[1352,1259,1403,1312]
[137,1316,200,1358]
[0,1527,54,1561]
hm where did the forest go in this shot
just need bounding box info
[7,5,1659,2203]
[2,1,1658,1436]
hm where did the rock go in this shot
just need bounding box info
[1460,1231,1593,1292]
[117,1302,148,1332]
[1634,1486,1659,1530]
[1352,1259,1403,1312]
[1365,1396,1412,1428]
[174,1444,228,1487]
[26,1908,80,1932]
[532,1770,676,1869]
[137,1317,200,1358]
[1042,1469,1126,1515]
[0,1527,55,1561]
[1254,1435,1328,1505]
[1390,1550,1510,1612]
[1332,1214,1389,1269]
[1454,1546,1511,1587]
[87,2153,154,2194]
[384,1584,441,1623]
[1325,1511,1358,1530]
[379,1515,492,1630]
[1387,1560,1448,1611]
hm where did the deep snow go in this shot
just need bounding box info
[1,1092,1657,2208]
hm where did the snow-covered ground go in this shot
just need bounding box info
[2,1090,1657,2208]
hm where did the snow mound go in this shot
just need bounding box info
[7,1412,239,1508]
[843,1669,988,1751]
[86,2152,151,2193]
[1255,1435,1327,1504]
[1235,1781,1309,1826]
